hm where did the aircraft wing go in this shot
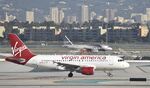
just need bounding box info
[53,61,80,70]
[53,61,95,74]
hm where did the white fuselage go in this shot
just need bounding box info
[64,44,95,49]
[63,44,112,52]
[26,55,129,71]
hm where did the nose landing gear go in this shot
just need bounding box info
[104,71,113,77]
[107,72,113,77]
[68,72,73,77]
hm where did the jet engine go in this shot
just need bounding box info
[77,67,94,75]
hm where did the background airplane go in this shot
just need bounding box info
[2,33,129,77]
[63,35,113,53]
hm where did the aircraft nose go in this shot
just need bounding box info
[108,47,113,50]
[124,62,130,68]
[102,46,113,50]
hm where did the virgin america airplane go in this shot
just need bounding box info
[4,33,129,77]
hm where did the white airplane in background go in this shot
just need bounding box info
[2,33,129,77]
[63,35,113,53]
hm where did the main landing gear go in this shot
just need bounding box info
[104,71,113,77]
[68,72,73,77]
[107,72,113,77]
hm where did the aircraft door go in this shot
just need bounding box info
[108,58,114,65]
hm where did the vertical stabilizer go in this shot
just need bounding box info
[7,33,35,64]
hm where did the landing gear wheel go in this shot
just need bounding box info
[68,72,73,77]
[104,71,113,77]
[107,72,113,77]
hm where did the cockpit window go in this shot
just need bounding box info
[118,59,124,62]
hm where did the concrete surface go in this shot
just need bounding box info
[0,44,150,88]
[0,62,150,88]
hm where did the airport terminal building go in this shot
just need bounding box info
[24,28,101,42]
[23,26,143,43]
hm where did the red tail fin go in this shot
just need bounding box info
[7,33,35,64]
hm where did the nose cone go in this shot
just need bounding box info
[107,47,113,50]
[124,62,130,68]
[101,45,113,51]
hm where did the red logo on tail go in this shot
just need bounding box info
[8,33,35,65]
[11,42,27,57]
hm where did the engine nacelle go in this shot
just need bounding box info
[77,67,94,75]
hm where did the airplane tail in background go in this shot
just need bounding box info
[7,33,35,64]
[64,35,73,45]
[55,28,62,35]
